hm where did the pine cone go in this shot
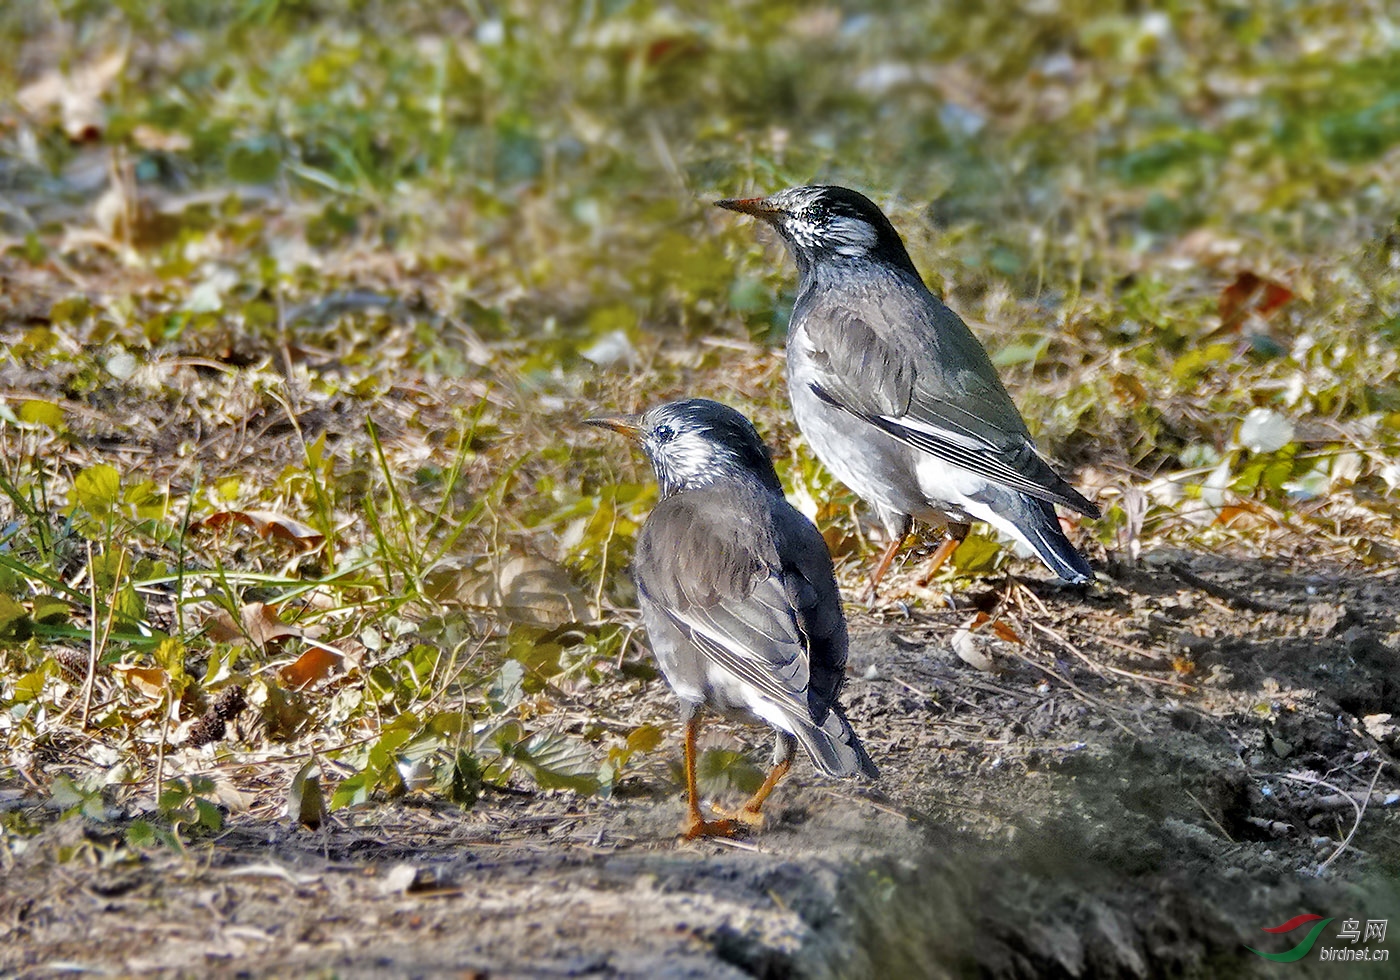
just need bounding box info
[213,685,247,721]
[186,713,226,748]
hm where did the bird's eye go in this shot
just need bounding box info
[653,424,675,445]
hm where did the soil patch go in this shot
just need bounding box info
[5,552,1399,977]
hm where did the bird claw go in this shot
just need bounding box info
[709,802,766,830]
[682,814,742,839]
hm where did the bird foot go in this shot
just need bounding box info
[710,802,766,830]
[681,813,742,839]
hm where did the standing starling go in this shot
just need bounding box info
[589,398,877,839]
[717,185,1099,594]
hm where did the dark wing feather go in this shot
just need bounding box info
[634,489,820,719]
[635,486,874,778]
[659,571,814,721]
[798,282,1100,519]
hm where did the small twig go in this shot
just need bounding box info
[1168,562,1291,615]
[1078,628,1170,662]
[68,544,126,729]
[885,673,938,703]
[80,542,99,726]
[703,835,762,853]
[1316,761,1385,875]
[153,680,170,812]
[1003,646,1139,737]
[1184,787,1236,843]
[593,491,621,614]
[817,786,919,823]
[614,623,641,672]
[1013,580,1052,618]
[1030,621,1193,691]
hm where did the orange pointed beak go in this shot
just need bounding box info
[714,196,781,218]
[585,414,645,442]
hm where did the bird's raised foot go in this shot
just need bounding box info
[681,813,742,839]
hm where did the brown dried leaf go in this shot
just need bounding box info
[113,665,168,699]
[989,620,1024,645]
[969,610,1024,645]
[17,48,127,141]
[1214,503,1277,530]
[1217,271,1294,333]
[202,607,243,643]
[204,602,303,647]
[195,510,326,552]
[279,646,342,689]
[243,602,302,646]
[246,602,301,646]
[130,123,192,152]
[435,554,590,625]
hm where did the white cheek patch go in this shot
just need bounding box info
[784,217,821,250]
[827,215,877,256]
[782,212,877,257]
[668,438,712,481]
[661,432,737,489]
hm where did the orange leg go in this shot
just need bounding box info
[718,758,792,829]
[917,523,970,585]
[681,715,739,840]
[865,533,910,602]
[920,536,960,580]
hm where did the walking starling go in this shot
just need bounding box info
[589,398,877,838]
[717,185,1099,594]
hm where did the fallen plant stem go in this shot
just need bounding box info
[1315,761,1385,875]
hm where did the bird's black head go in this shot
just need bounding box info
[587,398,783,499]
[715,184,917,280]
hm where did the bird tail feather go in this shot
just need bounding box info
[790,705,880,780]
[1016,497,1094,584]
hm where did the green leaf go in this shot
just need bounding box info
[114,583,146,626]
[426,710,467,737]
[696,747,763,797]
[71,464,122,513]
[330,770,372,810]
[368,727,415,770]
[488,659,525,711]
[510,732,599,795]
[227,138,281,183]
[951,533,1003,575]
[991,336,1050,368]
[153,637,187,687]
[50,775,86,811]
[19,400,64,429]
[0,594,28,635]
[194,797,224,831]
[126,819,156,848]
[445,751,483,809]
[13,659,56,702]
[30,595,70,624]
[626,723,664,754]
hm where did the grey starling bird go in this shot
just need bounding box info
[588,398,877,839]
[716,185,1100,593]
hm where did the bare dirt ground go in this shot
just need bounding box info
[4,550,1400,978]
